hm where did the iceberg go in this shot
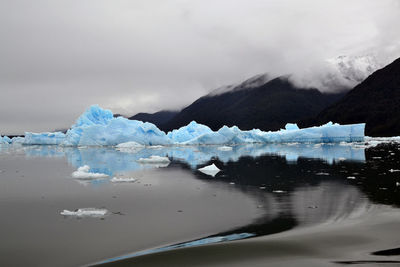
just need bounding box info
[71,165,109,179]
[21,105,365,146]
[60,208,108,217]
[198,163,221,177]
[61,105,171,146]
[110,177,137,183]
[115,141,144,152]
[0,135,12,144]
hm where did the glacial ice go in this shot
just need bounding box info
[71,165,110,179]
[137,156,171,164]
[198,163,221,177]
[115,141,144,152]
[61,105,171,146]
[20,105,365,146]
[0,135,12,144]
[111,177,137,183]
[60,208,108,217]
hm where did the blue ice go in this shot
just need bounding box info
[19,105,365,146]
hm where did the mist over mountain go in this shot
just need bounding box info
[129,54,383,132]
[312,56,400,137]
[130,75,344,132]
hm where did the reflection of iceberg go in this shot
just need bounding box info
[21,105,364,146]
[8,143,366,178]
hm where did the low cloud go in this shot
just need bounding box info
[0,0,399,134]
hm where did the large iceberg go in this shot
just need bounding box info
[20,105,365,146]
[61,105,171,146]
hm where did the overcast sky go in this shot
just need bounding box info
[1,0,400,134]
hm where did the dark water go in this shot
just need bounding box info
[0,142,399,266]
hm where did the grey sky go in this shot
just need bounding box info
[1,0,400,135]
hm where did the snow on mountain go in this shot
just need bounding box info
[208,73,271,96]
[327,54,382,85]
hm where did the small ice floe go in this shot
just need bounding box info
[259,186,266,190]
[316,172,330,176]
[60,208,108,217]
[389,169,400,173]
[137,156,170,164]
[115,141,144,152]
[198,163,221,177]
[217,146,233,151]
[272,190,286,193]
[71,165,109,179]
[347,176,356,180]
[110,177,137,183]
[396,182,400,187]
[372,156,382,159]
[229,182,235,185]
[148,145,164,149]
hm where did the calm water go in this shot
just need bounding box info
[0,142,399,266]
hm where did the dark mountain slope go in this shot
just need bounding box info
[129,110,179,126]
[163,76,344,131]
[313,57,400,137]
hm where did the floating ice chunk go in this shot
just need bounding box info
[198,163,221,177]
[217,146,233,151]
[110,177,137,183]
[137,156,170,164]
[316,172,330,176]
[115,141,144,152]
[347,176,356,179]
[389,169,400,173]
[60,208,108,217]
[116,141,144,148]
[148,145,164,149]
[272,190,286,193]
[72,165,109,179]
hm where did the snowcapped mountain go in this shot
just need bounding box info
[314,56,400,136]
